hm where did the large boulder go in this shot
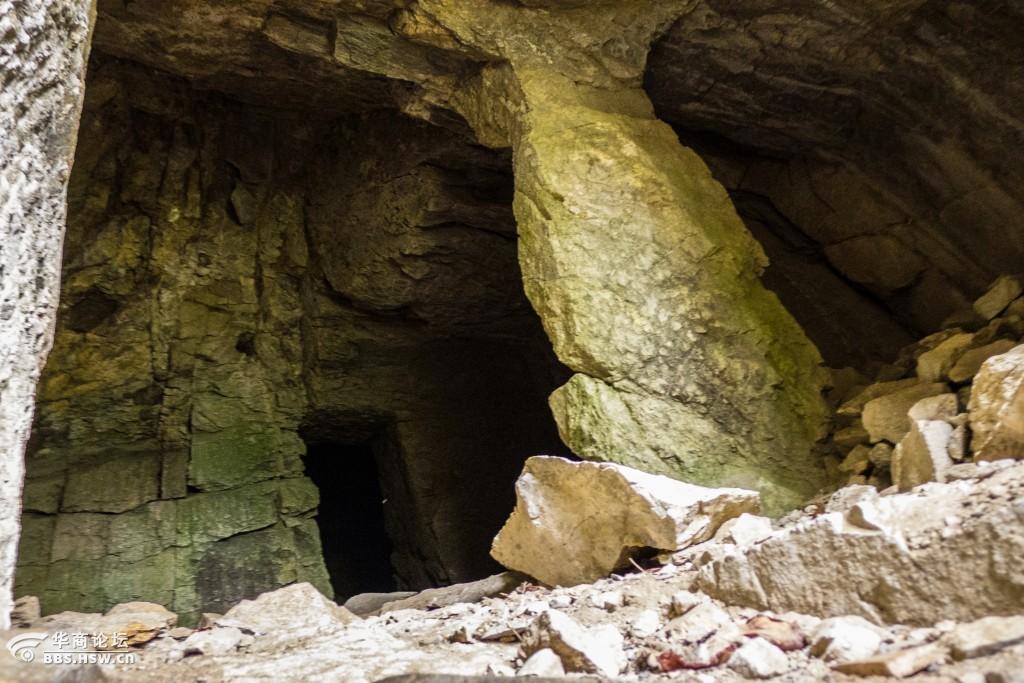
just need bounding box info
[491,456,760,586]
[696,462,1024,625]
[969,344,1024,460]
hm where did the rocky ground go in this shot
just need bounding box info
[2,457,1023,682]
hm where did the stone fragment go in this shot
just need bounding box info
[743,615,806,651]
[728,637,789,679]
[974,275,1024,321]
[969,345,1024,460]
[892,413,954,490]
[810,616,885,663]
[949,340,1018,383]
[862,382,949,443]
[668,591,703,617]
[378,573,524,613]
[916,333,973,381]
[714,514,774,547]
[518,648,566,677]
[197,613,222,629]
[491,456,759,586]
[838,378,922,416]
[629,610,661,638]
[831,643,946,678]
[948,424,969,461]
[183,626,245,656]
[666,601,733,643]
[11,595,40,627]
[944,615,1024,660]
[166,627,193,640]
[344,591,418,616]
[833,425,869,450]
[217,583,357,634]
[868,443,894,468]
[839,446,872,475]
[523,609,625,677]
[824,485,879,514]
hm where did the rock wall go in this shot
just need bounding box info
[647,1,1024,334]
[16,59,566,622]
[0,0,96,629]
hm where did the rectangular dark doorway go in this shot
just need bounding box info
[303,440,398,599]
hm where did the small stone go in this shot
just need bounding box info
[825,485,879,513]
[166,627,193,640]
[548,595,572,609]
[630,610,661,638]
[974,275,1024,321]
[862,382,950,444]
[945,615,1024,660]
[523,609,625,677]
[916,333,973,381]
[713,513,774,546]
[868,443,894,468]
[666,601,732,642]
[831,642,946,678]
[668,590,703,617]
[949,340,1018,383]
[743,615,806,651]
[217,582,357,634]
[588,590,624,611]
[834,424,870,449]
[182,626,244,656]
[728,637,789,679]
[948,424,969,461]
[838,378,922,416]
[839,445,872,474]
[892,417,954,490]
[810,616,885,663]
[518,648,565,677]
[197,613,222,629]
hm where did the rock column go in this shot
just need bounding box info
[508,69,829,512]
[0,0,95,627]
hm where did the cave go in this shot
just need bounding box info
[5,0,1024,651]
[301,437,397,599]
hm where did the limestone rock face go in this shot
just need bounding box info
[510,69,830,514]
[0,0,96,629]
[491,456,759,586]
[696,464,1024,625]
[969,345,1024,461]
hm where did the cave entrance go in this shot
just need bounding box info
[303,437,398,600]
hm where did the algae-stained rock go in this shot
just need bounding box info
[511,70,829,513]
[969,344,1024,461]
[491,456,759,586]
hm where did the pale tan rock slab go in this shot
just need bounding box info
[491,456,759,586]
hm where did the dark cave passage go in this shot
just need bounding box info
[303,439,398,600]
